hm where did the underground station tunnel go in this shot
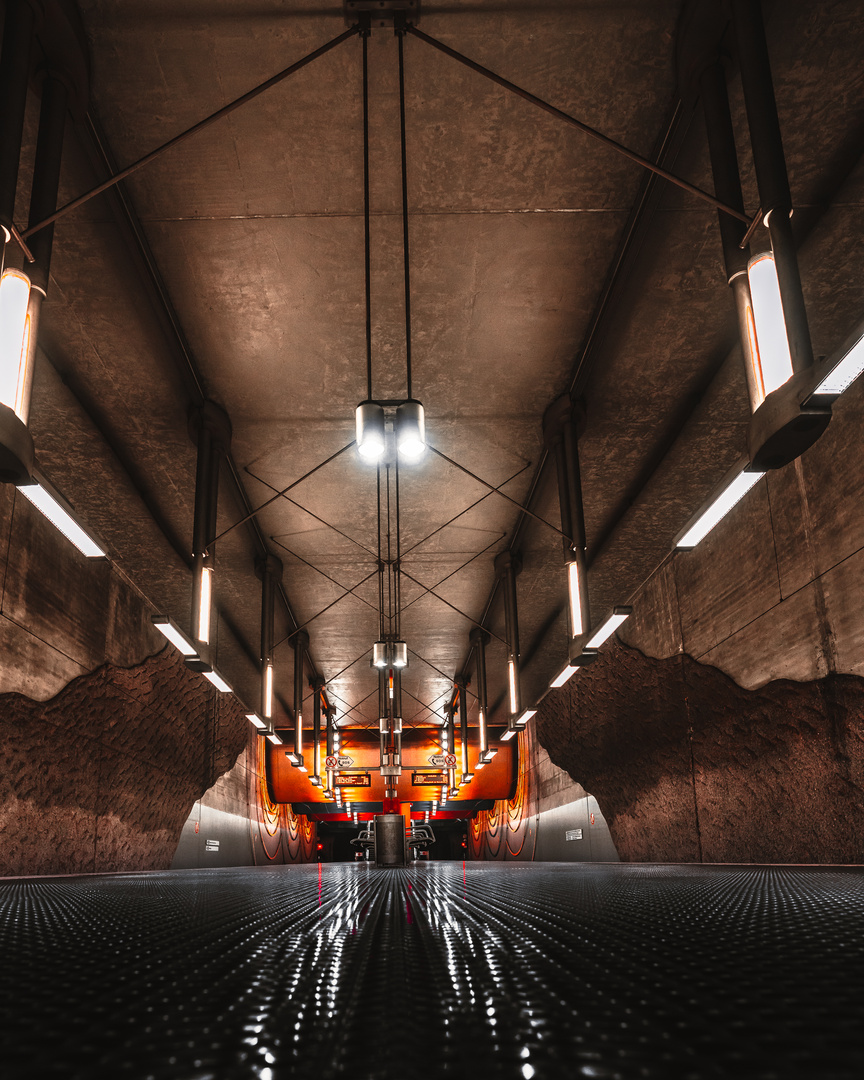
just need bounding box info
[2,1,864,1077]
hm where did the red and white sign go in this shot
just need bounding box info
[325,755,338,769]
[444,753,457,768]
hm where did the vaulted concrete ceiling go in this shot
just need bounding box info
[15,0,864,731]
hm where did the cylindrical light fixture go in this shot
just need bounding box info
[0,268,32,419]
[355,401,385,462]
[391,640,408,668]
[371,640,388,668]
[747,251,793,399]
[396,400,425,460]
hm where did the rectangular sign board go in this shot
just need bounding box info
[335,772,371,787]
[565,828,583,841]
[428,755,447,767]
[413,772,448,785]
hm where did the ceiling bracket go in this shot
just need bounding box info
[344,1,420,30]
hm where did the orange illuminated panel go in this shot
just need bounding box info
[267,726,515,804]
[334,773,371,787]
[413,772,448,785]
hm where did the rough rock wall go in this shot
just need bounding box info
[0,647,247,875]
[537,640,864,863]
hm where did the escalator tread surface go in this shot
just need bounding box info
[1,862,863,1079]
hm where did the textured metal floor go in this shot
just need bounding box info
[1,863,863,1079]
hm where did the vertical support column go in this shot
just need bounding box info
[495,550,523,731]
[189,403,231,655]
[543,396,590,663]
[731,0,813,377]
[700,60,764,413]
[0,0,37,262]
[311,676,324,785]
[292,629,309,770]
[255,554,282,722]
[457,674,471,784]
[470,627,494,764]
[446,700,457,795]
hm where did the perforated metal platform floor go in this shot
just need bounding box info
[1,862,863,1079]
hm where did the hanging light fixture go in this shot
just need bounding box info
[396,400,425,460]
[747,251,794,403]
[0,268,33,422]
[356,401,386,461]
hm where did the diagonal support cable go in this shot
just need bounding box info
[400,567,508,646]
[212,441,355,547]
[406,24,752,225]
[399,459,532,558]
[428,443,572,544]
[274,568,379,648]
[270,536,379,613]
[399,532,505,616]
[23,26,362,239]
[247,468,379,559]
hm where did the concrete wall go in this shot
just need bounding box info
[0,485,313,876]
[469,725,618,862]
[536,374,864,864]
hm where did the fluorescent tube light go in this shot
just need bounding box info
[814,333,864,396]
[507,659,518,714]
[516,709,536,726]
[245,712,267,730]
[500,728,517,742]
[585,607,632,651]
[264,662,273,718]
[550,665,576,689]
[676,469,764,549]
[203,668,232,693]
[567,559,584,637]
[153,616,198,657]
[266,732,283,746]
[18,482,106,558]
[196,564,212,644]
[0,268,32,418]
[748,252,793,400]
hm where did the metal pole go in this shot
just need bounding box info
[406,24,751,226]
[16,74,68,428]
[470,628,489,755]
[457,675,469,780]
[0,0,36,254]
[700,60,764,413]
[23,26,362,241]
[312,677,323,781]
[731,0,814,375]
[293,629,309,763]
[494,551,521,719]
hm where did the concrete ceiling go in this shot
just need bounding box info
[13,0,864,731]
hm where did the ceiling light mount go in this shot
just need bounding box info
[344,1,420,30]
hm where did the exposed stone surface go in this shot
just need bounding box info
[537,640,864,864]
[0,647,247,875]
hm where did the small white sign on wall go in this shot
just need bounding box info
[565,828,583,841]
[204,839,220,852]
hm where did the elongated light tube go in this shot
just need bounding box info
[245,712,267,730]
[203,668,231,693]
[814,333,864,396]
[550,665,576,689]
[515,709,536,727]
[18,483,106,558]
[196,565,212,643]
[676,469,764,549]
[153,616,198,657]
[266,731,283,745]
[567,559,584,637]
[264,662,273,718]
[585,608,632,651]
[507,658,518,715]
[500,728,517,741]
[0,269,32,419]
[748,252,793,400]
